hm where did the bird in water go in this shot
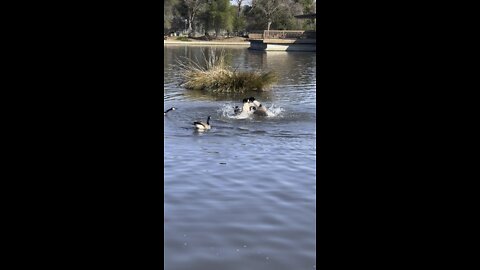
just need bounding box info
[234,98,256,118]
[254,103,268,116]
[234,99,249,115]
[164,107,176,116]
[248,97,269,116]
[233,106,241,114]
[193,116,211,131]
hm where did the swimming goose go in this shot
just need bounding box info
[233,106,241,114]
[242,98,254,112]
[164,107,176,115]
[254,104,268,116]
[235,99,256,118]
[248,97,268,116]
[193,116,211,130]
[233,98,255,116]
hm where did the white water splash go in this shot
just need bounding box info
[219,103,238,118]
[265,104,284,117]
[218,103,252,119]
[218,103,284,119]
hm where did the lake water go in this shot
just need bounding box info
[164,45,316,270]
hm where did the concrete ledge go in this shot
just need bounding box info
[249,40,316,51]
[164,41,250,46]
[257,39,316,44]
[262,39,297,44]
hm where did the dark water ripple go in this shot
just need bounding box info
[164,46,316,270]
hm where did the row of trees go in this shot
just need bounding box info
[164,0,316,37]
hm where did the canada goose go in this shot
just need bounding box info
[242,99,253,112]
[254,104,268,116]
[235,99,256,118]
[248,97,268,116]
[248,97,259,106]
[164,107,176,115]
[233,98,254,116]
[233,106,240,114]
[193,116,211,130]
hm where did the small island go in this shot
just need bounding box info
[177,48,277,92]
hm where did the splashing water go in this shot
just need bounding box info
[218,103,284,119]
[218,103,251,119]
[265,104,284,117]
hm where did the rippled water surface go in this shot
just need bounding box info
[164,45,316,270]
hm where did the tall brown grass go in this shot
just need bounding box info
[177,49,277,93]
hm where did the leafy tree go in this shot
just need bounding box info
[184,0,206,33]
[232,8,247,35]
[164,0,179,32]
[251,0,289,31]
[293,0,315,13]
[292,0,316,30]
[234,0,244,17]
[201,0,233,37]
[166,0,315,37]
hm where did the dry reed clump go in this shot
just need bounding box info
[177,50,277,93]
